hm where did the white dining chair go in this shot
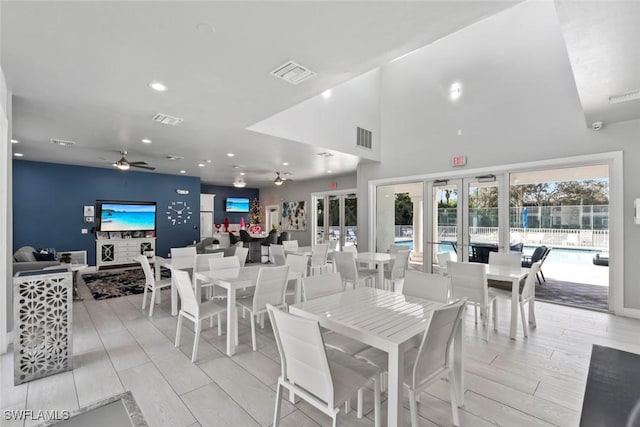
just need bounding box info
[269,244,287,266]
[285,253,309,304]
[383,249,410,291]
[447,261,497,341]
[267,304,381,427]
[401,270,451,303]
[172,269,226,362]
[301,271,344,301]
[354,298,467,427]
[136,255,171,317]
[333,251,376,289]
[488,251,521,270]
[492,261,541,337]
[237,265,290,351]
[389,244,405,254]
[436,252,453,275]
[170,246,197,283]
[234,246,249,267]
[282,240,299,254]
[208,256,241,300]
[310,243,330,275]
[195,252,224,299]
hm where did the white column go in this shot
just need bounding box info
[375,186,396,252]
[409,192,423,263]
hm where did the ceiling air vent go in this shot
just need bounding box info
[609,89,640,105]
[167,155,184,161]
[316,152,334,158]
[152,113,184,126]
[356,127,372,150]
[270,60,316,85]
[50,138,76,147]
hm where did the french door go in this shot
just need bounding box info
[426,174,507,271]
[313,191,358,250]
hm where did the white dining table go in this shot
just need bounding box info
[485,264,531,340]
[289,287,464,427]
[194,265,302,356]
[354,251,394,289]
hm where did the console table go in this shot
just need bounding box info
[96,238,155,269]
[14,268,73,385]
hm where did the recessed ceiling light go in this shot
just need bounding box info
[282,162,289,166]
[149,82,168,92]
[240,172,245,176]
[206,159,212,163]
[11,139,19,144]
[14,153,24,157]
[227,153,235,157]
[197,163,205,167]
[141,138,152,144]
[322,90,332,99]
[450,82,462,100]
[180,170,186,174]
[327,170,332,173]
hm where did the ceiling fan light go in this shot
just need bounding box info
[117,162,130,170]
[233,180,246,188]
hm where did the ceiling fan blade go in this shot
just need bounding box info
[130,164,156,170]
[128,161,148,166]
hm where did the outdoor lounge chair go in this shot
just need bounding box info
[521,245,550,284]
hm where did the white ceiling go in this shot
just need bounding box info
[2,1,638,187]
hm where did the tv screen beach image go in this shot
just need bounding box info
[100,204,156,231]
[226,198,250,212]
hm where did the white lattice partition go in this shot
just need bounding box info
[13,268,73,385]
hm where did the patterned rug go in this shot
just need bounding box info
[81,268,169,301]
[534,278,609,311]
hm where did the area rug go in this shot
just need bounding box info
[580,345,640,427]
[81,268,168,301]
[41,391,147,426]
[534,278,608,311]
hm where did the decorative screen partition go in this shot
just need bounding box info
[13,268,73,385]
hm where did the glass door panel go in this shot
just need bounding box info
[315,197,325,244]
[344,194,358,248]
[464,177,502,263]
[428,180,461,271]
[328,196,340,245]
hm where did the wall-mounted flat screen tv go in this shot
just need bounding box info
[97,200,156,231]
[225,197,250,213]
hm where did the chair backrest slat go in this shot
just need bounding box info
[412,298,467,389]
[447,261,488,305]
[522,261,541,301]
[170,247,197,270]
[311,243,329,268]
[402,270,450,302]
[234,246,249,267]
[390,250,410,280]
[253,265,290,311]
[267,305,334,406]
[342,245,358,255]
[389,244,405,254]
[302,272,343,301]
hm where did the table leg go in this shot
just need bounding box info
[295,276,302,304]
[377,263,384,290]
[171,275,178,316]
[510,277,519,339]
[387,345,404,427]
[227,287,237,356]
[453,312,465,405]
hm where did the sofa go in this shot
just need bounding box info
[13,246,60,275]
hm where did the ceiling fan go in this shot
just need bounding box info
[114,151,155,171]
[274,171,293,185]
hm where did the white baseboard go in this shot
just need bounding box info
[619,306,640,319]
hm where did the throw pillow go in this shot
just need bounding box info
[15,248,37,262]
[33,252,56,261]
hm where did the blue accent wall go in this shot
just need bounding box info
[200,184,259,225]
[13,160,201,264]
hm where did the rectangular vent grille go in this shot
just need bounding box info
[50,138,76,147]
[356,127,372,149]
[152,113,184,126]
[609,89,640,104]
[167,155,185,161]
[271,60,316,85]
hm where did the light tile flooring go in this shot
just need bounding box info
[3,275,640,427]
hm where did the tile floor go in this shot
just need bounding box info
[2,274,640,427]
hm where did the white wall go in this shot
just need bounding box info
[357,1,640,309]
[248,69,381,161]
[259,173,357,246]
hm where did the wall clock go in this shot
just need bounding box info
[166,201,193,225]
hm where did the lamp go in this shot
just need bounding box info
[274,172,284,186]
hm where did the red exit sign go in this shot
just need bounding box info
[451,155,467,167]
[330,182,337,190]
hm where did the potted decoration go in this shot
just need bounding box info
[224,217,230,232]
[59,253,72,264]
[248,198,264,228]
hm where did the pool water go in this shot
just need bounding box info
[394,239,606,266]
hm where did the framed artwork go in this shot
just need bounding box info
[281,201,307,231]
[84,205,95,217]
